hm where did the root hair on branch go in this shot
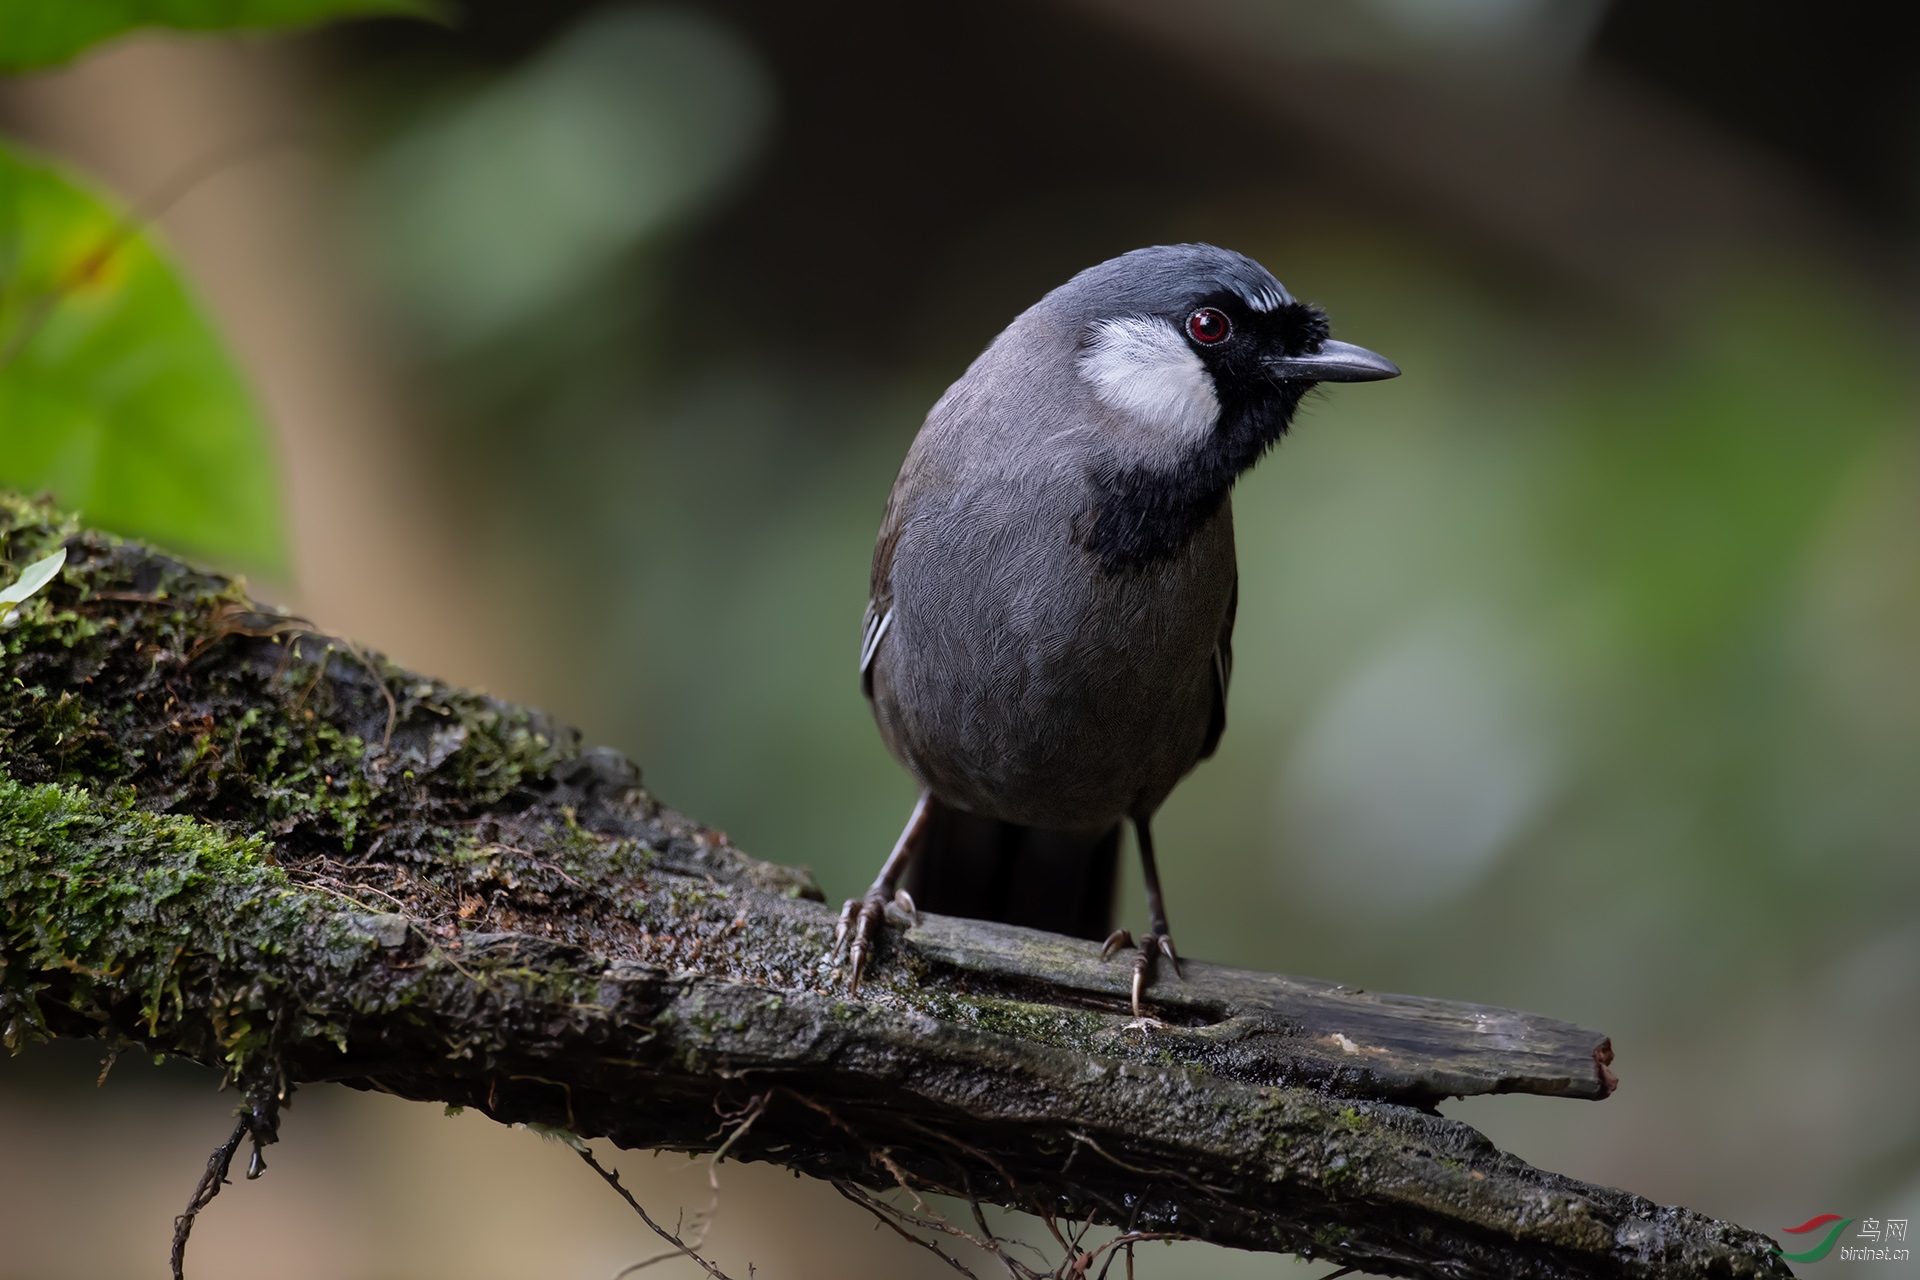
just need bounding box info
[169,1111,273,1280]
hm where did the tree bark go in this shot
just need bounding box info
[0,497,1787,1280]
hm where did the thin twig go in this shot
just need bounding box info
[780,1090,1096,1277]
[183,603,314,662]
[611,1091,768,1277]
[709,1093,769,1166]
[831,1180,985,1279]
[784,1093,996,1252]
[1093,1192,1146,1280]
[1070,1232,1188,1278]
[169,1118,248,1280]
[1069,1130,1232,1200]
[292,873,413,915]
[488,843,586,888]
[897,1115,1021,1195]
[576,1144,735,1280]
[964,1197,1051,1279]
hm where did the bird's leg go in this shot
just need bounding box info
[833,789,931,992]
[1102,817,1181,1017]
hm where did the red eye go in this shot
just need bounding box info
[1187,307,1230,344]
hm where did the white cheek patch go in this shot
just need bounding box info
[1076,316,1220,446]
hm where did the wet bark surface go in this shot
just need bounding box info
[0,497,1788,1279]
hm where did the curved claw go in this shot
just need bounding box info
[1156,932,1184,980]
[832,898,858,959]
[848,929,869,992]
[837,888,894,994]
[1114,931,1182,1018]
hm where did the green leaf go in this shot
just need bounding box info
[0,0,437,73]
[0,143,284,572]
[0,546,64,606]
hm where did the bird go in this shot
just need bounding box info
[834,243,1398,1014]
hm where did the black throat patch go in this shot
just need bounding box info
[1077,381,1311,574]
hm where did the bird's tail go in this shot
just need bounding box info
[903,799,1120,941]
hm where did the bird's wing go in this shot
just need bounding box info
[860,483,907,701]
[1199,573,1237,760]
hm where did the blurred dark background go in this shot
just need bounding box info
[3,1,1918,1276]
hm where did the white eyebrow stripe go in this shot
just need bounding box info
[1077,315,1220,445]
[1233,282,1288,313]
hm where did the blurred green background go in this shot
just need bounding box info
[3,0,1919,1276]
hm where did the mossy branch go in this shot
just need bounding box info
[0,497,1786,1280]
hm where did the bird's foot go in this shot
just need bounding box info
[1101,928,1182,1018]
[832,887,917,993]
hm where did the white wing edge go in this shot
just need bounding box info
[859,604,893,684]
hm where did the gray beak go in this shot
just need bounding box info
[1262,339,1400,383]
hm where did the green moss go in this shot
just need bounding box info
[0,771,344,1073]
[0,498,592,864]
[0,496,79,570]
[400,684,571,807]
[205,703,381,844]
[942,993,1108,1051]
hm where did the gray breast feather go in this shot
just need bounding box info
[868,472,1235,830]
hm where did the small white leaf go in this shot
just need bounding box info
[0,547,67,607]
